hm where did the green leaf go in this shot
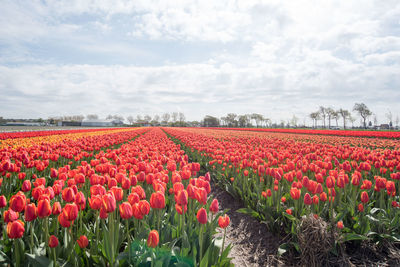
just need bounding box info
[236,208,261,220]
[342,233,369,242]
[25,253,53,267]
[282,212,296,221]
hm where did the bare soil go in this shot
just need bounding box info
[211,183,283,266]
[210,182,400,267]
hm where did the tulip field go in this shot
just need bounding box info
[1,126,400,266]
[163,127,400,264]
[0,128,232,266]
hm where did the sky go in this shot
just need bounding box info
[0,0,400,126]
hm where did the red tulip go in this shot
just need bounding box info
[63,203,79,221]
[9,192,26,212]
[290,188,301,200]
[49,235,59,248]
[358,203,364,212]
[196,207,207,224]
[37,199,52,218]
[304,193,312,205]
[218,214,230,228]
[0,195,6,208]
[89,195,102,210]
[176,190,188,206]
[7,220,25,239]
[150,191,165,209]
[119,202,133,219]
[62,187,76,202]
[52,202,62,215]
[21,180,31,192]
[175,204,187,215]
[360,191,369,203]
[127,193,140,206]
[25,203,37,221]
[77,235,89,248]
[58,213,72,228]
[3,209,19,223]
[102,193,116,213]
[209,199,219,214]
[147,230,159,248]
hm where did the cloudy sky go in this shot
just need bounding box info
[1,0,400,125]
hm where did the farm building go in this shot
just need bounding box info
[81,119,123,127]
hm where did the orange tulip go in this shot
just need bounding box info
[218,214,230,228]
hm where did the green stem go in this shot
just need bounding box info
[220,228,227,262]
[199,224,204,262]
[126,219,131,265]
[30,222,34,254]
[52,247,57,267]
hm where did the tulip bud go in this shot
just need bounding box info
[147,230,159,248]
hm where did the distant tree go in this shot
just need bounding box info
[319,106,327,128]
[309,112,320,128]
[263,117,271,127]
[86,114,99,120]
[396,116,399,127]
[106,114,113,120]
[136,115,143,124]
[152,115,160,125]
[349,115,356,128]
[143,115,152,124]
[373,114,378,127]
[226,113,238,127]
[162,113,170,125]
[172,112,179,123]
[178,112,186,126]
[332,111,339,127]
[290,115,299,127]
[203,115,219,127]
[220,116,227,127]
[386,110,393,129]
[353,103,372,129]
[326,108,336,129]
[338,108,350,129]
[238,115,250,127]
[127,116,134,125]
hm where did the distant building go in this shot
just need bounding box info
[57,121,82,126]
[5,122,42,126]
[380,124,390,130]
[81,119,123,127]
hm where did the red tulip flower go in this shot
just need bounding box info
[49,235,59,248]
[209,199,219,214]
[150,191,165,209]
[21,180,31,192]
[0,195,6,208]
[147,230,159,248]
[7,220,25,239]
[25,203,37,222]
[9,192,26,212]
[196,207,207,224]
[119,202,133,219]
[37,199,52,218]
[77,235,89,248]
